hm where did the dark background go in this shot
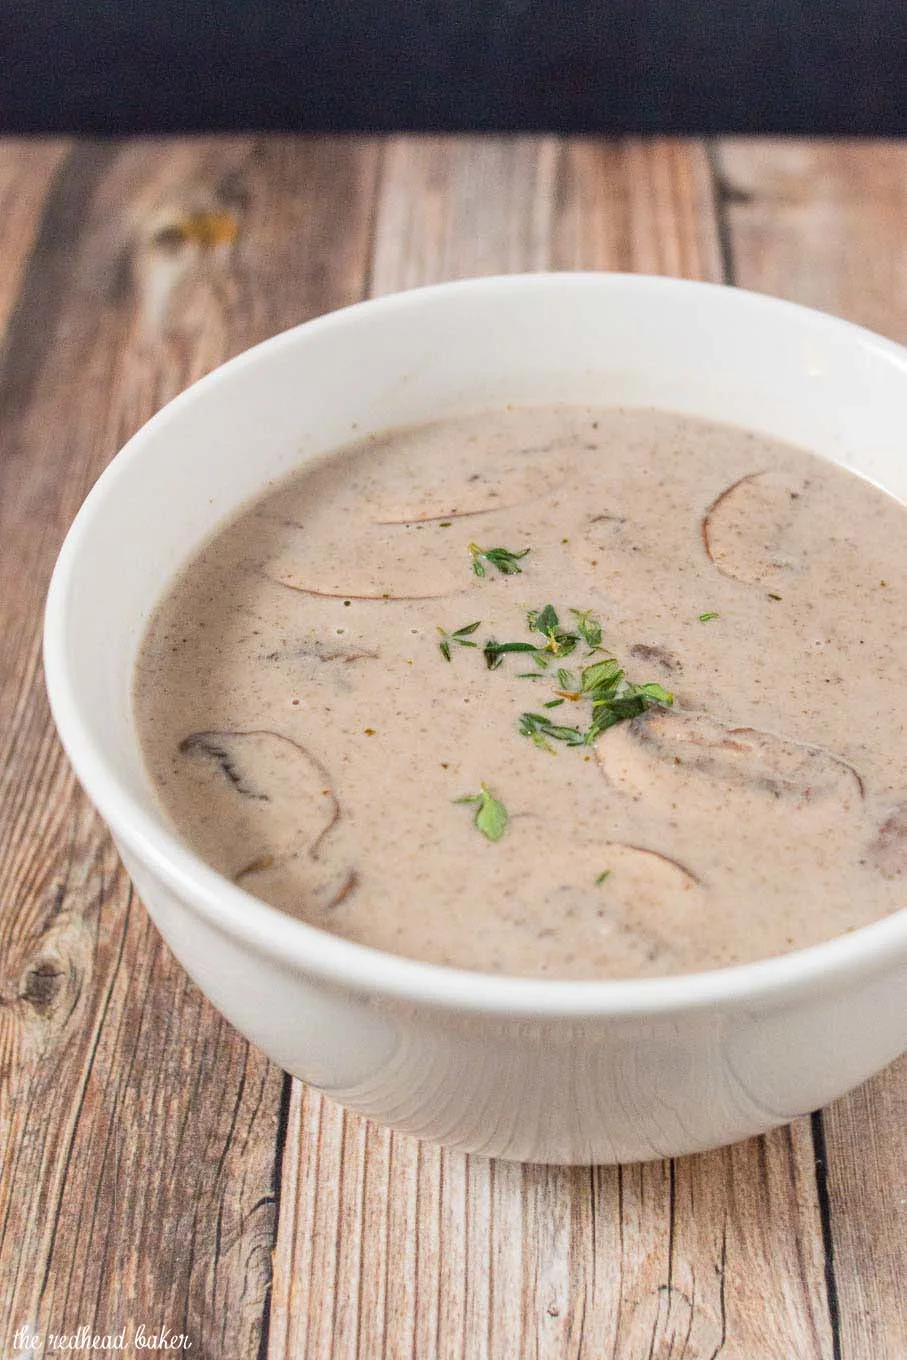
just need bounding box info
[2,0,906,134]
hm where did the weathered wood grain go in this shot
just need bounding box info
[819,1065,907,1360]
[0,141,68,343]
[716,135,907,1360]
[370,135,557,292]
[268,137,840,1360]
[712,139,907,342]
[550,138,723,279]
[0,136,380,1357]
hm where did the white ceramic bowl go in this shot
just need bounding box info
[44,273,907,1164]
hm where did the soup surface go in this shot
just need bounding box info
[134,406,907,978]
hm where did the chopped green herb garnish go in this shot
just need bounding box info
[528,603,560,635]
[518,645,673,749]
[527,603,580,658]
[454,783,508,841]
[439,582,673,827]
[634,682,674,704]
[583,679,674,744]
[698,611,720,622]
[483,638,542,670]
[548,632,578,658]
[518,712,586,752]
[595,870,611,885]
[570,608,603,649]
[580,658,622,693]
[437,620,482,662]
[468,543,530,578]
[768,593,783,601]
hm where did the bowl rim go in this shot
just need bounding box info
[44,270,907,1018]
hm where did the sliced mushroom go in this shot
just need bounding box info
[266,642,378,693]
[262,536,458,601]
[472,818,707,976]
[867,803,907,880]
[305,644,378,663]
[371,502,505,526]
[596,708,864,810]
[367,445,564,524]
[179,731,271,800]
[175,729,354,910]
[262,641,379,668]
[702,470,811,584]
[587,841,707,974]
[256,441,536,598]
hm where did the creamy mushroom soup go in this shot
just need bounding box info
[133,407,907,978]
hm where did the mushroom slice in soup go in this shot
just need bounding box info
[569,842,706,976]
[366,446,566,524]
[596,708,864,810]
[702,469,811,584]
[286,641,379,666]
[175,729,354,908]
[262,533,458,601]
[867,802,907,880]
[470,818,707,976]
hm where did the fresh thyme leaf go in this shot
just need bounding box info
[483,638,541,670]
[438,620,482,661]
[476,790,507,840]
[528,603,559,635]
[527,604,580,657]
[542,722,586,745]
[455,783,508,841]
[583,678,674,744]
[570,608,603,649]
[633,681,674,704]
[591,691,647,720]
[584,709,624,743]
[519,712,586,749]
[547,631,579,658]
[469,543,530,577]
[580,658,622,693]
[698,611,720,622]
[526,730,555,753]
[488,546,530,574]
[440,588,673,783]
[595,870,611,884]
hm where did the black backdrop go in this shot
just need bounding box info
[2,0,906,134]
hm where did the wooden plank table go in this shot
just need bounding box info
[0,136,904,1360]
